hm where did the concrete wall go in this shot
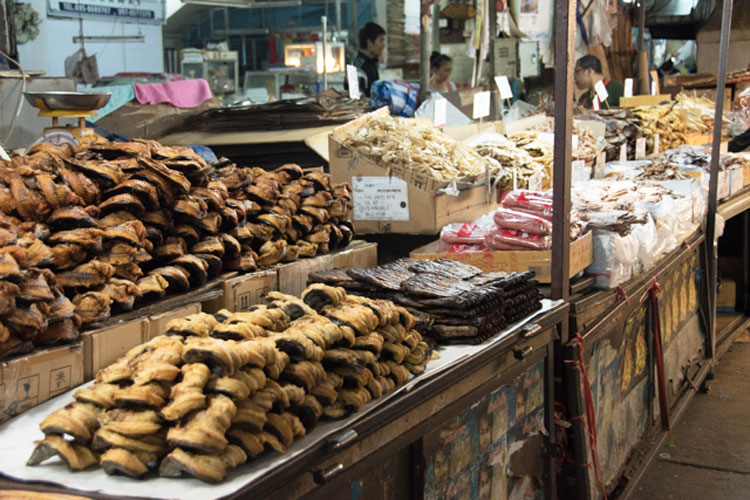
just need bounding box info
[697,40,750,74]
[16,0,163,77]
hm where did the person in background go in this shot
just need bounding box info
[349,22,385,98]
[430,52,457,93]
[729,129,750,152]
[574,54,624,109]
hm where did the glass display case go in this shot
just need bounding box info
[283,42,345,74]
[180,50,239,102]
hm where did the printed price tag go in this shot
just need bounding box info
[346,64,360,99]
[572,134,579,151]
[494,75,513,100]
[654,134,660,154]
[619,144,627,162]
[0,145,9,161]
[512,168,518,191]
[528,170,543,191]
[624,78,634,98]
[434,97,447,128]
[472,91,491,119]
[593,95,601,111]
[352,176,410,221]
[635,137,647,160]
[594,80,609,103]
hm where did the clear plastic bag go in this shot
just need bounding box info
[501,190,553,219]
[440,223,494,245]
[586,229,639,289]
[493,208,552,235]
[484,228,551,250]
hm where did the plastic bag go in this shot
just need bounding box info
[586,229,639,289]
[493,208,552,235]
[440,223,494,245]
[631,216,659,271]
[484,228,551,250]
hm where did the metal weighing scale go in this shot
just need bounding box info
[23,91,112,146]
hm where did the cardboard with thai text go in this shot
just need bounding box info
[203,270,279,313]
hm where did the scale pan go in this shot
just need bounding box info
[23,91,112,111]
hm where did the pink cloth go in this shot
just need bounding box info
[133,79,213,108]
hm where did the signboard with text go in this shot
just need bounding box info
[48,0,165,24]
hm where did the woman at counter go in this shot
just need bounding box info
[430,52,457,93]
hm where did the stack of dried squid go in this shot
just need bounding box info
[339,114,500,182]
[0,140,353,359]
[309,258,542,344]
[27,284,430,482]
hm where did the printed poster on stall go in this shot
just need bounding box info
[424,361,547,500]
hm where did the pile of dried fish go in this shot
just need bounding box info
[629,105,687,153]
[27,284,431,482]
[0,141,353,359]
[673,92,719,134]
[308,259,542,344]
[472,132,551,190]
[339,115,500,181]
[529,118,600,159]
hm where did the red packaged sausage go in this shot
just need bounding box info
[493,208,552,235]
[484,228,551,250]
[440,223,494,245]
[501,190,553,220]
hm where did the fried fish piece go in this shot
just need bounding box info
[114,382,168,409]
[74,383,118,409]
[161,363,211,422]
[158,447,227,483]
[40,402,101,442]
[58,260,115,289]
[26,435,97,471]
[167,396,236,454]
[72,291,112,324]
[165,312,218,338]
[301,283,347,311]
[92,428,168,455]
[227,429,265,457]
[99,448,150,478]
[210,322,265,341]
[98,409,162,436]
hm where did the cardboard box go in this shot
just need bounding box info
[329,108,497,234]
[278,255,333,297]
[619,95,672,107]
[685,133,712,146]
[730,166,744,196]
[81,319,149,381]
[203,270,279,313]
[0,344,83,423]
[149,303,202,340]
[717,277,736,313]
[331,240,378,269]
[409,230,593,283]
[719,170,730,200]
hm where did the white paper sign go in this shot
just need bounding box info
[593,95,601,111]
[594,80,609,102]
[624,78,634,98]
[0,145,10,161]
[494,76,513,100]
[651,80,657,96]
[654,134,660,154]
[352,176,410,221]
[472,91,491,119]
[620,144,628,162]
[595,152,607,178]
[635,138,647,160]
[434,98,447,128]
[346,64,360,99]
[528,170,543,191]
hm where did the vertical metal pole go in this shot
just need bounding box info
[419,3,432,105]
[431,3,440,55]
[322,15,328,91]
[335,0,342,36]
[550,0,575,308]
[489,0,500,121]
[743,212,750,312]
[706,0,734,360]
[637,0,649,95]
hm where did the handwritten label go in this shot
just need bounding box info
[619,144,627,162]
[651,80,657,96]
[593,95,601,111]
[494,75,513,100]
[352,176,410,221]
[472,91,491,119]
[721,141,728,154]
[654,134,660,154]
[635,137,647,160]
[595,152,607,178]
[346,64,359,99]
[434,97,447,128]
[624,78,634,98]
[0,145,9,161]
[528,170,543,191]
[512,168,518,191]
[594,80,609,102]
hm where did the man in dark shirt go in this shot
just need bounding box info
[575,54,624,109]
[349,22,385,98]
[729,129,750,152]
